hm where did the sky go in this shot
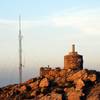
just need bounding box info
[0,0,100,86]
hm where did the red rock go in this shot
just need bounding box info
[68,91,80,100]
[29,81,39,90]
[20,85,26,92]
[67,69,88,81]
[88,74,96,82]
[39,78,49,88]
[74,79,85,90]
[31,91,36,96]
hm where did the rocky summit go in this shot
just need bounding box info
[0,69,100,100]
[0,45,100,100]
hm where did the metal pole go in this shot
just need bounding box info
[19,16,22,84]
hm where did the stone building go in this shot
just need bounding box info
[40,44,83,77]
[64,44,83,70]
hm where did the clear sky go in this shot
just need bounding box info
[0,0,100,86]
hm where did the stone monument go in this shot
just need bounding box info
[64,44,83,70]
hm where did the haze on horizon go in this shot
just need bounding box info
[0,0,100,87]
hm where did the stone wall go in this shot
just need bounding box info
[40,67,62,79]
[64,53,83,70]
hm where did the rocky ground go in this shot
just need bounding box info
[0,69,100,100]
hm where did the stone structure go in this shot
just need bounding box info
[40,67,61,78]
[64,44,83,70]
[40,44,83,78]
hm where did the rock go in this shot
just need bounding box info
[39,92,62,100]
[87,95,100,100]
[39,78,49,88]
[55,77,66,86]
[20,85,27,92]
[38,95,50,100]
[68,91,80,100]
[51,92,62,100]
[0,69,99,100]
[26,79,33,84]
[88,74,96,82]
[67,88,84,100]
[31,91,36,97]
[67,69,88,81]
[37,93,44,99]
[74,79,85,90]
[26,78,38,84]
[87,83,100,100]
[59,70,67,77]
[29,81,39,90]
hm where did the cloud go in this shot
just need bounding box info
[48,8,100,35]
[0,8,100,36]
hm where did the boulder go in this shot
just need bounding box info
[74,79,85,90]
[67,69,88,81]
[67,91,80,100]
[39,78,49,88]
[87,83,100,100]
[51,92,62,100]
[55,77,66,86]
[20,85,27,92]
[66,88,84,100]
[29,81,39,90]
[39,92,62,100]
[31,91,36,97]
[88,74,96,82]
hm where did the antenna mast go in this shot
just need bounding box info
[19,16,23,84]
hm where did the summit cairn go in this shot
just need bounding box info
[64,44,83,70]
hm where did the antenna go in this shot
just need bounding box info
[19,15,23,84]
